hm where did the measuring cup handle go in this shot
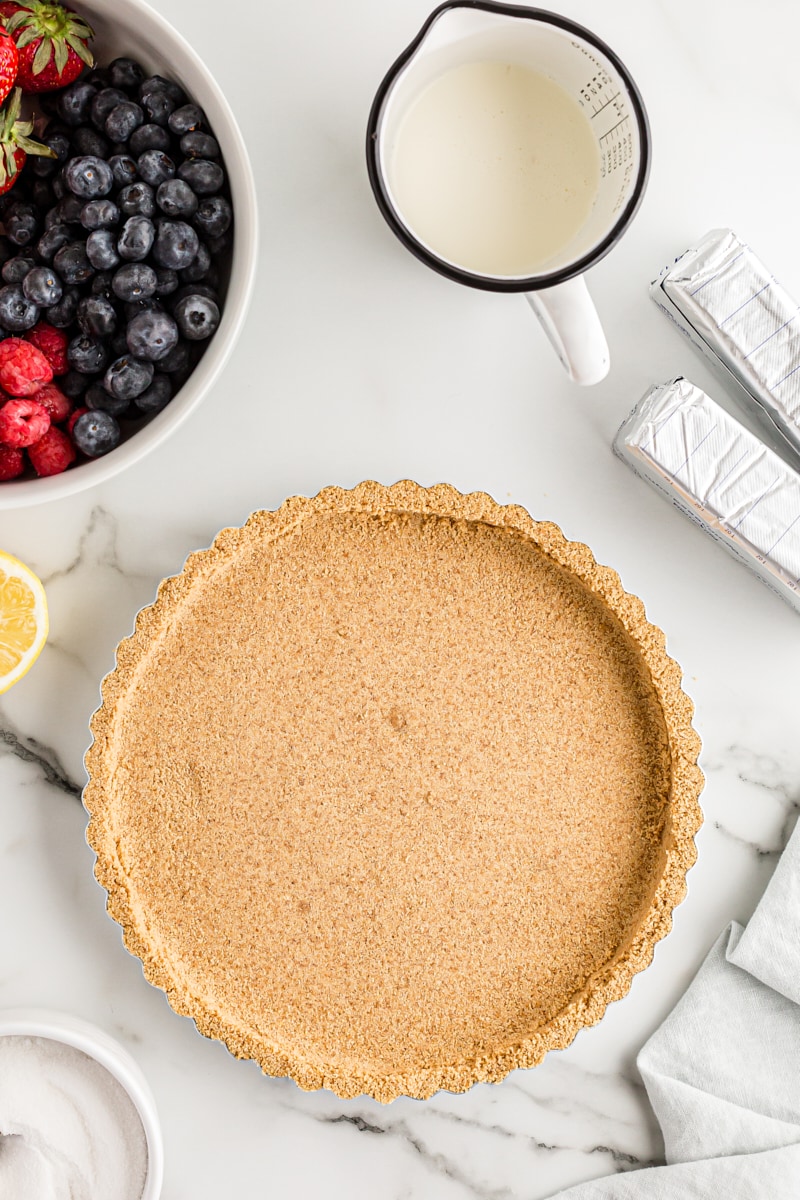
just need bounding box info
[525,276,610,386]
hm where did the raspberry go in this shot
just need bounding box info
[28,426,76,477]
[0,398,50,448]
[25,323,70,376]
[32,382,71,424]
[0,444,24,481]
[66,406,88,436]
[0,338,54,397]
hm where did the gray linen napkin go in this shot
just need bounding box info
[555,819,800,1197]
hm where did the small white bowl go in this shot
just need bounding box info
[0,0,258,509]
[0,1007,163,1199]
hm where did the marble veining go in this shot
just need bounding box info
[0,720,82,800]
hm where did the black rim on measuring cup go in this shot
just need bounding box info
[365,0,652,294]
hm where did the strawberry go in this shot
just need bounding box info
[4,1,93,93]
[0,87,56,195]
[0,28,18,106]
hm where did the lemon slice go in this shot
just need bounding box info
[0,551,48,695]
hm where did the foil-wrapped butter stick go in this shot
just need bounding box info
[615,378,800,614]
[651,229,800,460]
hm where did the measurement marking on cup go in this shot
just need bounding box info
[591,91,620,118]
[600,116,629,142]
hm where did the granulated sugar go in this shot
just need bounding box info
[0,1035,148,1200]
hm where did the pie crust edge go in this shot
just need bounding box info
[83,479,704,1103]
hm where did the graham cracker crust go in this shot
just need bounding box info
[84,481,703,1102]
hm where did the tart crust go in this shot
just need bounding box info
[84,481,703,1102]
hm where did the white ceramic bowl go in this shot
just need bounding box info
[0,0,258,509]
[0,1007,163,1198]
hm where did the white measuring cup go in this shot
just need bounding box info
[366,1,651,385]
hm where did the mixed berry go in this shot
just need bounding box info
[0,2,232,481]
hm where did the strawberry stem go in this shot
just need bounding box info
[5,2,94,74]
[0,88,56,186]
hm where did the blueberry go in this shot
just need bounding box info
[140,88,178,127]
[34,92,60,120]
[32,132,71,177]
[83,66,113,91]
[153,267,179,296]
[206,230,231,259]
[64,156,114,199]
[168,104,204,136]
[109,57,145,93]
[85,381,129,417]
[6,203,39,246]
[173,292,220,341]
[129,123,170,156]
[2,254,36,284]
[108,154,138,190]
[117,182,155,219]
[157,338,190,374]
[110,329,129,357]
[124,297,162,323]
[22,266,62,307]
[172,282,218,306]
[61,369,92,398]
[71,126,110,159]
[153,219,198,270]
[139,75,186,106]
[180,242,212,284]
[0,236,14,267]
[117,215,155,261]
[180,131,220,161]
[53,242,93,285]
[137,150,175,188]
[50,174,67,201]
[44,202,64,230]
[105,101,143,143]
[0,285,39,331]
[45,288,80,328]
[112,262,157,302]
[77,295,117,337]
[81,199,120,231]
[32,178,57,212]
[90,88,128,131]
[51,195,85,226]
[133,372,172,413]
[104,355,154,399]
[68,333,108,374]
[72,410,121,457]
[36,223,70,264]
[177,159,223,197]
[57,80,96,126]
[0,192,18,219]
[90,270,114,297]
[126,309,179,361]
[86,229,121,271]
[156,178,197,219]
[193,195,232,239]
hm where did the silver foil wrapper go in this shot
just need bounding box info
[651,229,800,461]
[615,378,800,614]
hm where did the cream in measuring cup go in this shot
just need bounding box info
[367,1,651,385]
[390,60,600,277]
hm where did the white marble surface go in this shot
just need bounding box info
[2,0,800,1196]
